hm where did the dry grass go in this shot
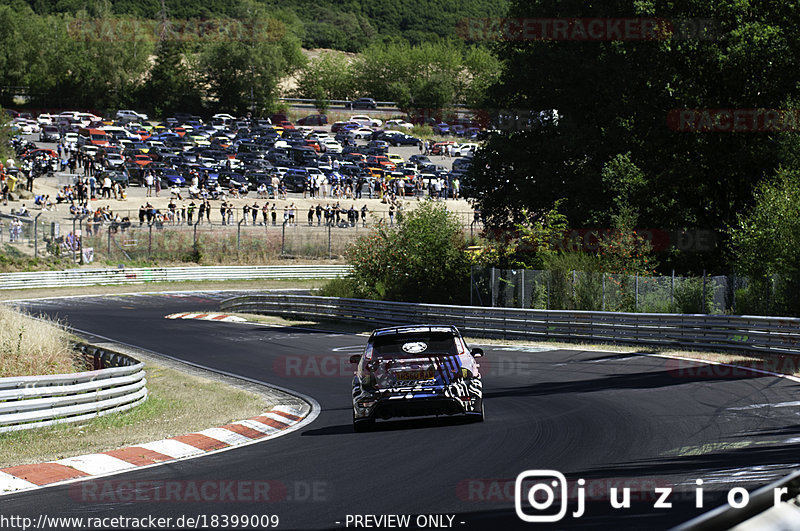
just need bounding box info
[0,306,79,377]
[0,360,270,467]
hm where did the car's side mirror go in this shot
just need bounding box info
[349,354,361,364]
[471,348,484,358]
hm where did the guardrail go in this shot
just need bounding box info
[0,345,146,433]
[278,97,468,110]
[219,294,800,357]
[0,265,351,290]
[279,98,398,108]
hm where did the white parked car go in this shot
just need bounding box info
[385,119,414,130]
[350,115,383,128]
[116,109,149,122]
[321,139,342,153]
[37,113,55,125]
[13,119,39,134]
[77,112,102,127]
[452,143,479,157]
[64,132,79,148]
[352,127,375,139]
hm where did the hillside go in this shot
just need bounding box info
[11,0,509,52]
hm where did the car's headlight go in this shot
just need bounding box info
[460,367,474,380]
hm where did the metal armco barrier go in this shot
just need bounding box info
[219,294,800,357]
[0,345,146,433]
[0,265,351,290]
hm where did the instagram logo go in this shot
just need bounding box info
[515,470,570,522]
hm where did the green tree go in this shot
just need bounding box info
[293,52,355,101]
[0,106,13,163]
[344,201,471,304]
[729,168,800,315]
[140,41,202,118]
[354,41,465,110]
[198,6,305,116]
[465,0,800,274]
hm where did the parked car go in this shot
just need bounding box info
[217,171,248,190]
[296,114,329,126]
[433,123,451,135]
[350,115,383,128]
[352,127,375,140]
[98,169,129,188]
[409,155,432,166]
[103,153,126,169]
[452,143,479,157]
[385,119,414,130]
[346,98,378,110]
[158,168,186,187]
[116,109,149,122]
[282,169,308,192]
[39,125,60,143]
[388,133,421,146]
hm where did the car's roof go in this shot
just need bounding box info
[370,325,459,338]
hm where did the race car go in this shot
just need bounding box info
[350,325,484,432]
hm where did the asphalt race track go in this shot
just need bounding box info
[5,292,800,530]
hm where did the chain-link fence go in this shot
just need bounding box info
[470,267,784,316]
[72,220,372,264]
[0,205,484,264]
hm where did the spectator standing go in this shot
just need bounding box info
[145,172,154,197]
[102,174,112,199]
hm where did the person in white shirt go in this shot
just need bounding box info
[145,172,154,197]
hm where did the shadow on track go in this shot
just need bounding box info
[483,369,768,399]
[302,415,481,436]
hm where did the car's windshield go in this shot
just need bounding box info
[371,332,459,359]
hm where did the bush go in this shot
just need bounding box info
[345,200,470,304]
[318,276,360,298]
[673,277,721,314]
